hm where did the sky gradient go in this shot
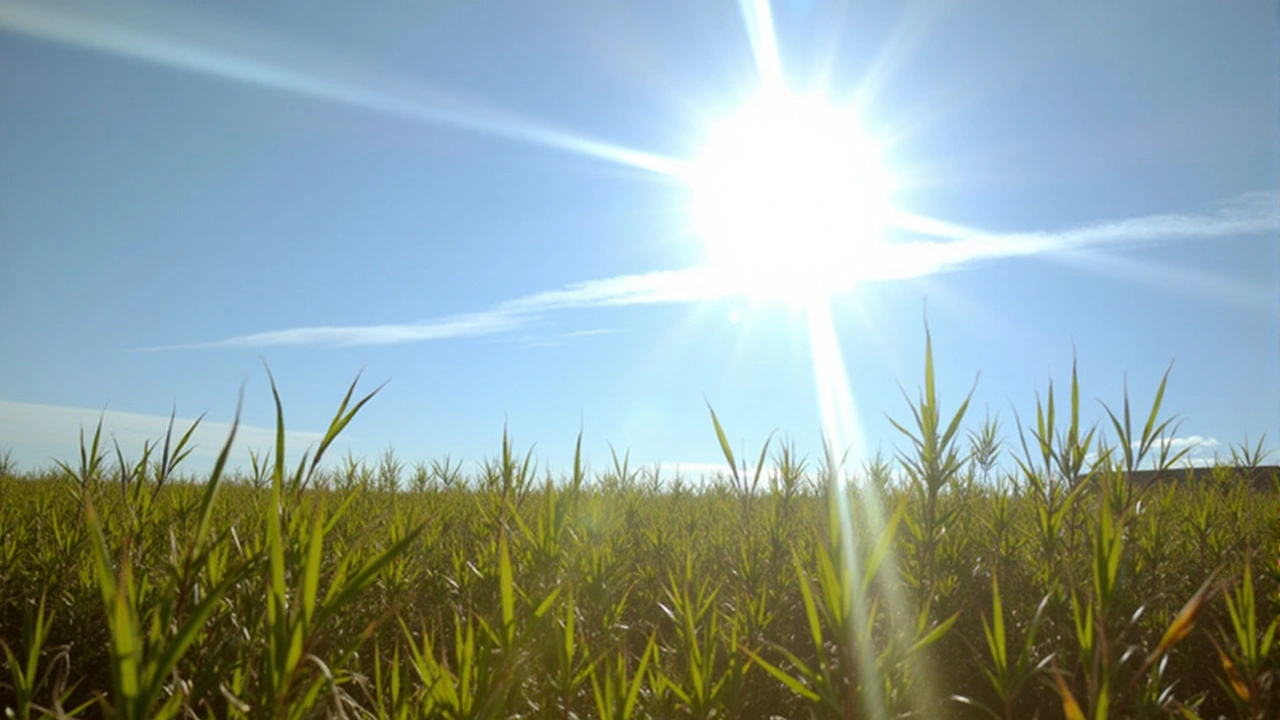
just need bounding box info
[1,0,1277,479]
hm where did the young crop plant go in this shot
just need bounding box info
[1207,559,1278,719]
[1041,370,1219,720]
[951,574,1051,720]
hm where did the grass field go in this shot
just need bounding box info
[1,342,1276,719]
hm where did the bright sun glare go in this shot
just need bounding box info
[688,92,893,301]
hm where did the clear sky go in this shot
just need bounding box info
[1,0,1277,479]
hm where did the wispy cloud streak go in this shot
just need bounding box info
[143,312,528,351]
[880,191,1279,278]
[138,269,732,351]
[0,0,682,175]
[0,399,326,473]
[144,192,1276,350]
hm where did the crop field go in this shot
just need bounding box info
[1,347,1277,719]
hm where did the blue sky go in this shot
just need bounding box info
[1,0,1276,479]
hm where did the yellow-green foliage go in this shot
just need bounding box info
[0,350,1276,719]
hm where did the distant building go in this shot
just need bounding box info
[1117,465,1279,492]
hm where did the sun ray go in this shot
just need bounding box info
[0,0,684,177]
[711,6,939,716]
[804,299,882,717]
[884,209,987,240]
[804,300,865,460]
[847,0,954,112]
[737,0,786,91]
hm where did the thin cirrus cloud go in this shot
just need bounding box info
[144,312,530,351]
[137,270,730,351]
[0,399,327,473]
[141,190,1278,351]
[519,328,623,349]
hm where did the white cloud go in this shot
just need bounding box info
[886,191,1279,277]
[152,191,1277,351]
[519,327,621,348]
[1130,435,1220,453]
[139,267,741,351]
[557,328,621,339]
[0,399,327,474]
[140,312,527,351]
[1109,435,1223,467]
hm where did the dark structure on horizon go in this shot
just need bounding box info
[1118,464,1279,492]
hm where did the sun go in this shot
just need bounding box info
[687,92,894,302]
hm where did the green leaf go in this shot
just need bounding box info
[310,371,388,486]
[302,507,325,626]
[316,524,424,628]
[793,549,826,658]
[263,362,288,496]
[140,565,247,714]
[622,634,656,720]
[499,530,515,647]
[908,610,960,655]
[706,402,739,485]
[987,574,1007,670]
[739,646,820,702]
[533,586,562,619]
[951,694,1003,720]
[193,388,241,555]
[752,431,776,491]
[862,497,906,594]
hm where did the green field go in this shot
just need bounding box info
[1,347,1276,719]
